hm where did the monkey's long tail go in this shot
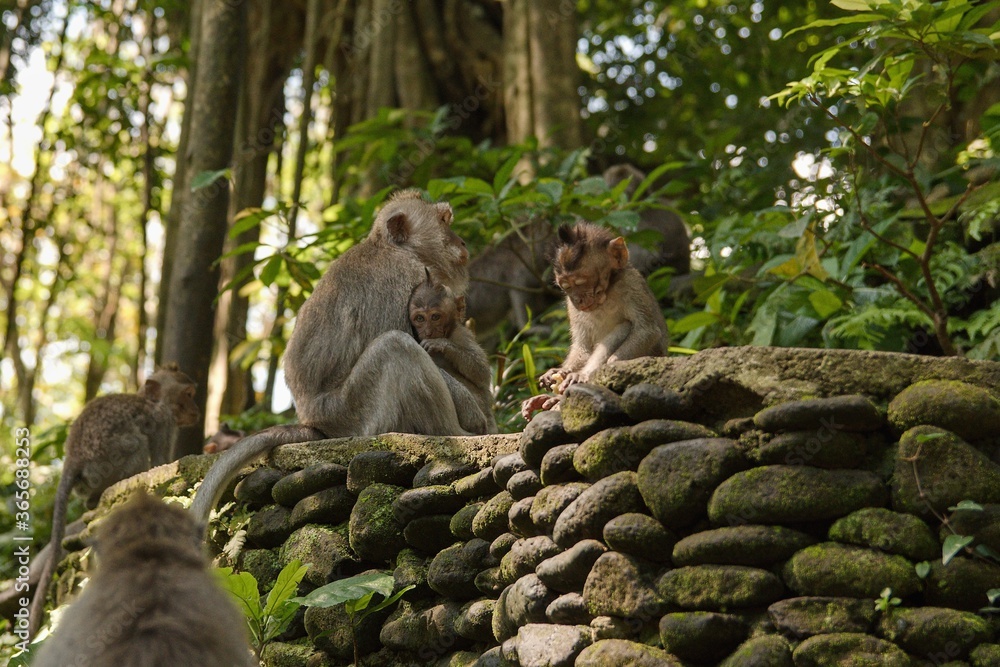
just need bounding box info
[28,468,76,639]
[190,424,326,533]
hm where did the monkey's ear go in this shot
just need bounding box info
[386,213,410,245]
[556,224,575,245]
[436,202,453,225]
[608,236,630,269]
[144,378,162,401]
[455,295,467,319]
[424,267,433,284]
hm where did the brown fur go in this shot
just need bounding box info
[191,191,483,529]
[410,271,497,433]
[29,366,198,637]
[541,221,669,392]
[202,422,246,454]
[33,493,255,667]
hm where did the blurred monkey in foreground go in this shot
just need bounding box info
[29,364,199,637]
[33,492,255,667]
[409,269,497,434]
[522,222,669,419]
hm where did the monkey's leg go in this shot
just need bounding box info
[339,330,471,436]
[438,370,493,434]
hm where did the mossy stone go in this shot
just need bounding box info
[552,471,645,548]
[888,379,1000,442]
[499,535,561,583]
[782,542,921,599]
[658,612,749,663]
[393,548,433,601]
[768,596,876,636]
[891,426,1000,515]
[718,635,794,667]
[575,421,716,481]
[380,601,468,655]
[828,507,938,562]
[280,523,356,587]
[925,558,1000,611]
[753,395,883,433]
[575,639,682,667]
[507,469,543,500]
[493,573,557,642]
[971,644,1000,667]
[656,565,784,610]
[233,466,284,507]
[515,623,592,667]
[560,383,629,439]
[672,525,815,567]
[621,383,690,422]
[427,539,492,600]
[348,483,406,563]
[508,495,538,537]
[413,458,477,487]
[708,465,887,525]
[493,453,529,488]
[454,598,495,643]
[603,513,677,563]
[305,596,388,661]
[536,539,607,593]
[583,552,662,619]
[393,484,464,523]
[403,514,457,554]
[237,548,281,590]
[540,443,582,486]
[450,502,483,541]
[637,438,747,530]
[453,467,500,499]
[288,486,355,529]
[259,642,327,667]
[530,482,589,535]
[878,607,991,659]
[792,633,910,667]
[547,593,592,624]
[518,409,575,468]
[752,429,868,468]
[272,463,348,506]
[345,450,418,495]
[246,504,293,549]
[472,491,515,542]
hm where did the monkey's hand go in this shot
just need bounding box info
[420,338,450,355]
[539,368,566,389]
[558,371,590,393]
[521,394,561,421]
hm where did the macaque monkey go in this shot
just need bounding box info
[409,269,497,434]
[191,190,479,529]
[33,492,255,667]
[203,422,246,454]
[522,223,669,419]
[29,364,199,636]
[467,166,690,339]
[603,163,691,277]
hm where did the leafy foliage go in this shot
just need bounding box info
[217,559,309,658]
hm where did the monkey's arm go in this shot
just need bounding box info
[558,321,632,391]
[422,331,491,388]
[191,424,325,530]
[608,318,667,362]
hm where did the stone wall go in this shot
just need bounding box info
[66,348,1000,666]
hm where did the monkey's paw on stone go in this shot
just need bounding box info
[521,394,562,421]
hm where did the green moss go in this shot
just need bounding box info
[783,542,921,599]
[878,607,990,659]
[719,635,793,667]
[656,565,784,611]
[792,633,909,667]
[888,379,1000,442]
[829,508,939,562]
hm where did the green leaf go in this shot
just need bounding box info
[493,154,520,194]
[671,311,720,334]
[357,584,415,622]
[262,560,309,620]
[949,500,984,512]
[536,179,565,204]
[290,572,396,609]
[988,588,1000,605]
[915,561,931,579]
[942,535,975,565]
[809,289,843,318]
[260,255,284,286]
[216,568,263,621]
[230,207,274,237]
[459,177,495,196]
[191,168,231,191]
[522,343,537,394]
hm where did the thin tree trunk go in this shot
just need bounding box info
[161,0,246,458]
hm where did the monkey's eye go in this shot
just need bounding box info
[431,314,441,321]
[415,315,425,322]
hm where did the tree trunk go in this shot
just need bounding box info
[161,0,246,457]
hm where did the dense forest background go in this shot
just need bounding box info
[1,0,999,573]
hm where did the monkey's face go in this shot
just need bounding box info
[556,269,609,312]
[172,384,201,427]
[410,305,456,340]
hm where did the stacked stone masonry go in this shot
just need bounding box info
[67,348,1000,666]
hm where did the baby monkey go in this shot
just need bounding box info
[522,222,669,419]
[409,269,497,433]
[33,492,255,667]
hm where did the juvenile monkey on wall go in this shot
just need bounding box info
[191,190,480,529]
[33,492,255,667]
[29,364,199,636]
[522,222,669,418]
[409,268,497,434]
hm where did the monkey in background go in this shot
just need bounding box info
[522,222,669,419]
[191,190,480,531]
[466,164,690,339]
[29,364,199,637]
[33,492,255,667]
[409,269,497,434]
